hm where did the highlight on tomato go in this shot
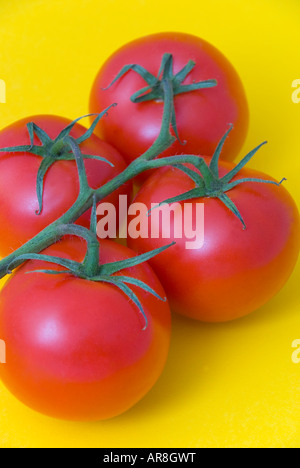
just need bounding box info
[0,112,131,257]
[0,237,171,421]
[90,32,249,166]
[127,129,300,322]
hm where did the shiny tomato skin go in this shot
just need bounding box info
[0,115,131,257]
[90,32,249,165]
[127,162,300,322]
[0,238,171,421]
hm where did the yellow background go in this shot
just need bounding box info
[0,0,300,448]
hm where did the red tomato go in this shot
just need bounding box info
[90,32,249,165]
[0,238,171,421]
[0,115,131,257]
[127,162,300,322]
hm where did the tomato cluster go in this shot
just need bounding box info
[0,32,299,421]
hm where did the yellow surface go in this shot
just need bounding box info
[0,0,300,449]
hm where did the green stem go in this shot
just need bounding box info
[82,196,101,277]
[140,78,176,160]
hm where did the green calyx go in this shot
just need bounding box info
[8,197,174,330]
[104,53,217,142]
[146,125,286,229]
[0,106,117,215]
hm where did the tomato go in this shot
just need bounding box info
[127,161,300,322]
[90,32,249,166]
[0,237,171,421]
[0,115,131,257]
